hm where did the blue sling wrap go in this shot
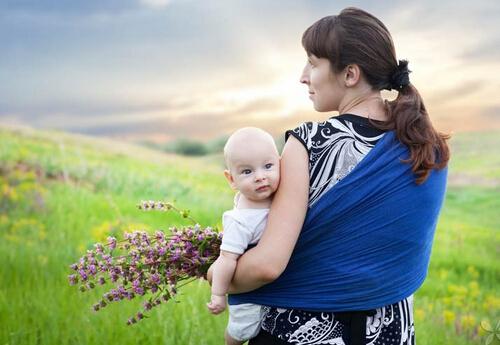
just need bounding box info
[229,130,448,311]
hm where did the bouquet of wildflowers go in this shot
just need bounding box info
[67,200,222,325]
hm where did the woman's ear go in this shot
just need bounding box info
[344,64,361,88]
[223,170,237,190]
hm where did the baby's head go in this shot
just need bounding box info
[223,127,280,202]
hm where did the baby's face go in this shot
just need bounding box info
[227,140,280,202]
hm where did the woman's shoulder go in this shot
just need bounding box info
[285,114,388,156]
[287,114,386,141]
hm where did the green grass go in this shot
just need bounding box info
[1,126,499,344]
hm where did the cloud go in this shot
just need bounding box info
[138,0,173,9]
[0,0,140,17]
[426,81,485,106]
[480,106,500,120]
[0,98,192,120]
[460,39,500,62]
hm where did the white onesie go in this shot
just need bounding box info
[220,196,269,341]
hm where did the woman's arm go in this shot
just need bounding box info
[226,135,309,293]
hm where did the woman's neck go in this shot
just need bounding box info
[338,90,388,121]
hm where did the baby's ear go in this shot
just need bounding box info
[223,170,237,190]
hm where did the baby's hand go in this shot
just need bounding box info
[206,294,226,315]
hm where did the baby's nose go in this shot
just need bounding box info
[254,171,266,181]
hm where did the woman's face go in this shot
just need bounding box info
[300,54,346,112]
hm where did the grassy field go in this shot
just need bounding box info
[0,125,499,345]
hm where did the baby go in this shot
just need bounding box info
[206,127,280,345]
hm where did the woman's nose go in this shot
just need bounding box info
[299,64,310,84]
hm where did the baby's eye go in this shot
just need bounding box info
[265,163,273,169]
[241,169,252,175]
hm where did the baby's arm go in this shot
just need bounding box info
[206,250,240,315]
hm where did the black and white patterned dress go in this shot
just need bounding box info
[252,114,416,345]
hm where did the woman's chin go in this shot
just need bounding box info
[313,103,336,113]
[313,104,328,112]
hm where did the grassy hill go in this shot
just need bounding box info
[0,124,498,345]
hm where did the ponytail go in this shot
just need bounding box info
[371,84,450,184]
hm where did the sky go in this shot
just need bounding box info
[1,0,499,143]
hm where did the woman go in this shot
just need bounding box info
[209,7,450,345]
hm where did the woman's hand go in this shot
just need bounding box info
[228,136,309,293]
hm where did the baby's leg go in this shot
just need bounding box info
[225,329,245,345]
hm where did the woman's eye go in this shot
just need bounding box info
[265,163,273,169]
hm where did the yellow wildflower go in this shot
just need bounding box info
[468,281,480,298]
[415,308,425,321]
[467,265,479,279]
[91,220,119,242]
[438,269,449,280]
[484,295,500,309]
[122,223,151,233]
[38,229,47,240]
[5,234,20,243]
[453,297,464,309]
[442,296,452,306]
[6,185,19,201]
[461,314,475,331]
[443,310,455,325]
[0,215,8,225]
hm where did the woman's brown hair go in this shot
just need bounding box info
[302,7,450,184]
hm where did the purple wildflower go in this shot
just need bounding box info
[143,301,152,310]
[132,279,141,288]
[94,243,104,254]
[68,274,78,285]
[107,236,117,251]
[155,231,165,242]
[78,269,88,281]
[150,273,161,285]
